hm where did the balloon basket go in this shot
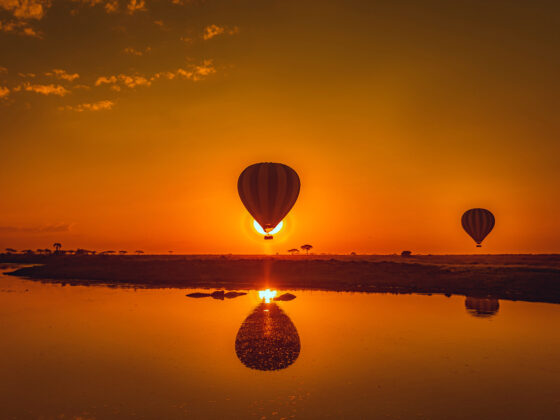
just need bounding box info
[264,235,273,240]
[476,244,481,247]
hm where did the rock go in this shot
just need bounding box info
[186,292,211,298]
[274,293,297,301]
[211,290,225,300]
[224,291,247,299]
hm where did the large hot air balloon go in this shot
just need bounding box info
[235,302,301,371]
[238,162,300,240]
[461,208,495,247]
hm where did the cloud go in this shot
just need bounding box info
[60,99,114,112]
[0,18,41,37]
[176,59,216,81]
[0,86,9,98]
[93,60,216,95]
[123,46,151,56]
[0,0,50,37]
[71,0,118,13]
[203,24,238,40]
[0,0,51,20]
[18,82,70,95]
[0,66,7,73]
[126,0,145,14]
[95,74,151,89]
[119,74,150,88]
[95,75,117,86]
[45,68,79,82]
[0,223,72,233]
[104,0,117,12]
[151,71,176,80]
[151,60,216,82]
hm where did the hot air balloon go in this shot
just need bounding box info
[465,296,500,318]
[238,162,300,240]
[461,208,495,247]
[235,302,301,371]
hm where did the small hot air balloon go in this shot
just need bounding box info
[461,208,495,247]
[465,296,500,318]
[238,162,300,240]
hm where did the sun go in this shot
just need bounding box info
[253,220,284,235]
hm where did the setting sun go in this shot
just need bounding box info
[253,220,284,236]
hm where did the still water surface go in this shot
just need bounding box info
[1,270,559,419]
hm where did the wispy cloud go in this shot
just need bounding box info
[153,60,216,81]
[0,223,72,233]
[176,59,216,81]
[0,86,9,98]
[60,99,114,112]
[203,24,238,40]
[95,74,151,90]
[45,69,79,82]
[0,18,41,37]
[17,82,70,96]
[96,60,217,92]
[123,46,151,56]
[126,0,145,14]
[71,0,118,13]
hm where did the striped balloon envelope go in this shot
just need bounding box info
[461,208,495,247]
[237,163,300,239]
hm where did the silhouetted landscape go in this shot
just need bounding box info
[3,253,559,304]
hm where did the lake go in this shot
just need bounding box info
[1,269,559,419]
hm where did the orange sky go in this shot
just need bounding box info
[1,0,559,254]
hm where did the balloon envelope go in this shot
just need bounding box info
[237,162,300,233]
[461,208,495,246]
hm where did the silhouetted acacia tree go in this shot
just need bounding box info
[288,248,299,255]
[53,243,62,253]
[300,244,313,255]
[135,250,144,255]
[119,250,127,255]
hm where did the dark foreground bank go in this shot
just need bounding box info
[3,254,560,304]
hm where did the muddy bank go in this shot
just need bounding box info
[6,256,560,304]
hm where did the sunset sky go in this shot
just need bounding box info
[1,0,559,254]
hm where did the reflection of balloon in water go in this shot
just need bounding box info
[465,297,500,317]
[461,208,495,247]
[238,163,300,240]
[235,303,300,371]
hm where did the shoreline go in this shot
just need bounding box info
[2,254,559,304]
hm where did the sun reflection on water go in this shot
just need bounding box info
[258,289,277,303]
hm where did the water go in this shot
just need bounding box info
[0,270,559,419]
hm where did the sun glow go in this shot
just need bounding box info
[258,289,277,303]
[253,220,283,235]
